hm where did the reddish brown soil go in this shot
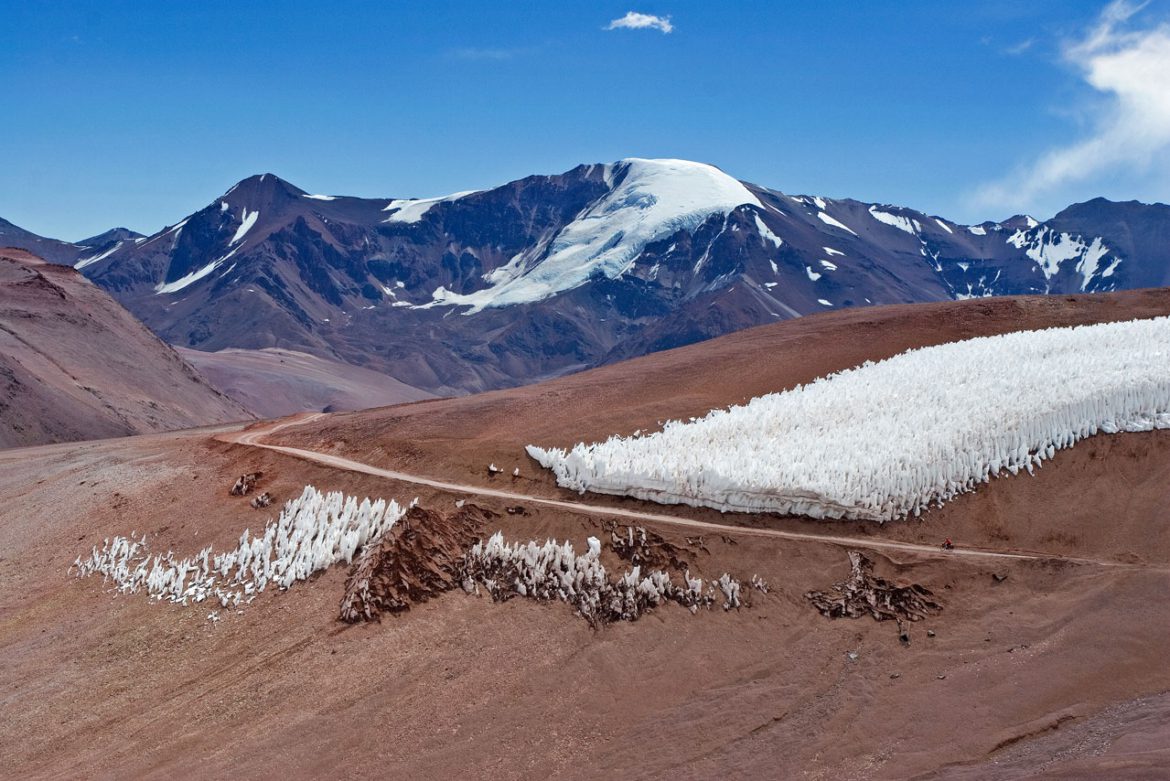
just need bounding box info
[0,248,251,448]
[3,290,1170,779]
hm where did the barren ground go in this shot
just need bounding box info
[3,291,1170,779]
[176,346,434,418]
[0,248,250,448]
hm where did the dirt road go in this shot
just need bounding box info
[220,414,1142,568]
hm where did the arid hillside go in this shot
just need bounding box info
[2,289,1169,779]
[177,346,435,418]
[0,248,251,448]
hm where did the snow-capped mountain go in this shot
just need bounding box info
[8,159,1169,394]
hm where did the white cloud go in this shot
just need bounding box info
[971,1,1170,214]
[606,11,673,34]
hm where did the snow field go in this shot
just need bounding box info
[527,316,1170,522]
[426,158,762,312]
[1006,225,1117,288]
[72,486,405,608]
[868,206,920,234]
[383,190,478,224]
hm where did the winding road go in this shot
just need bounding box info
[220,414,1139,568]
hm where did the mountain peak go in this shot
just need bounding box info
[1054,196,1169,222]
[79,227,145,247]
[222,173,306,205]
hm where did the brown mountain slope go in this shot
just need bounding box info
[0,248,251,447]
[2,289,1169,779]
[176,346,435,418]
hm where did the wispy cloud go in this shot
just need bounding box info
[971,1,1170,214]
[1003,38,1035,56]
[606,11,673,34]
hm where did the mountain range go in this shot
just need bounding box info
[5,158,1169,395]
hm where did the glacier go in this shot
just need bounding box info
[424,158,764,313]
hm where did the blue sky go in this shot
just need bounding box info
[3,0,1168,239]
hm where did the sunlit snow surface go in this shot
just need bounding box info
[426,158,762,312]
[383,190,478,223]
[74,241,124,270]
[1006,226,1115,288]
[154,247,239,294]
[754,214,783,248]
[230,208,259,245]
[816,211,857,236]
[528,317,1170,522]
[869,206,920,235]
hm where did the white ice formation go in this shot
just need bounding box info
[71,486,404,608]
[527,317,1170,522]
[460,531,745,624]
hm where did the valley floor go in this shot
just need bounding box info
[4,291,1170,779]
[2,423,1169,779]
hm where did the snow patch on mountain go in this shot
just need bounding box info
[74,241,124,270]
[1008,226,1115,286]
[383,191,478,224]
[424,158,763,312]
[230,209,259,245]
[817,212,857,236]
[303,194,337,201]
[869,206,919,235]
[754,214,783,248]
[968,225,987,236]
[155,247,240,295]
